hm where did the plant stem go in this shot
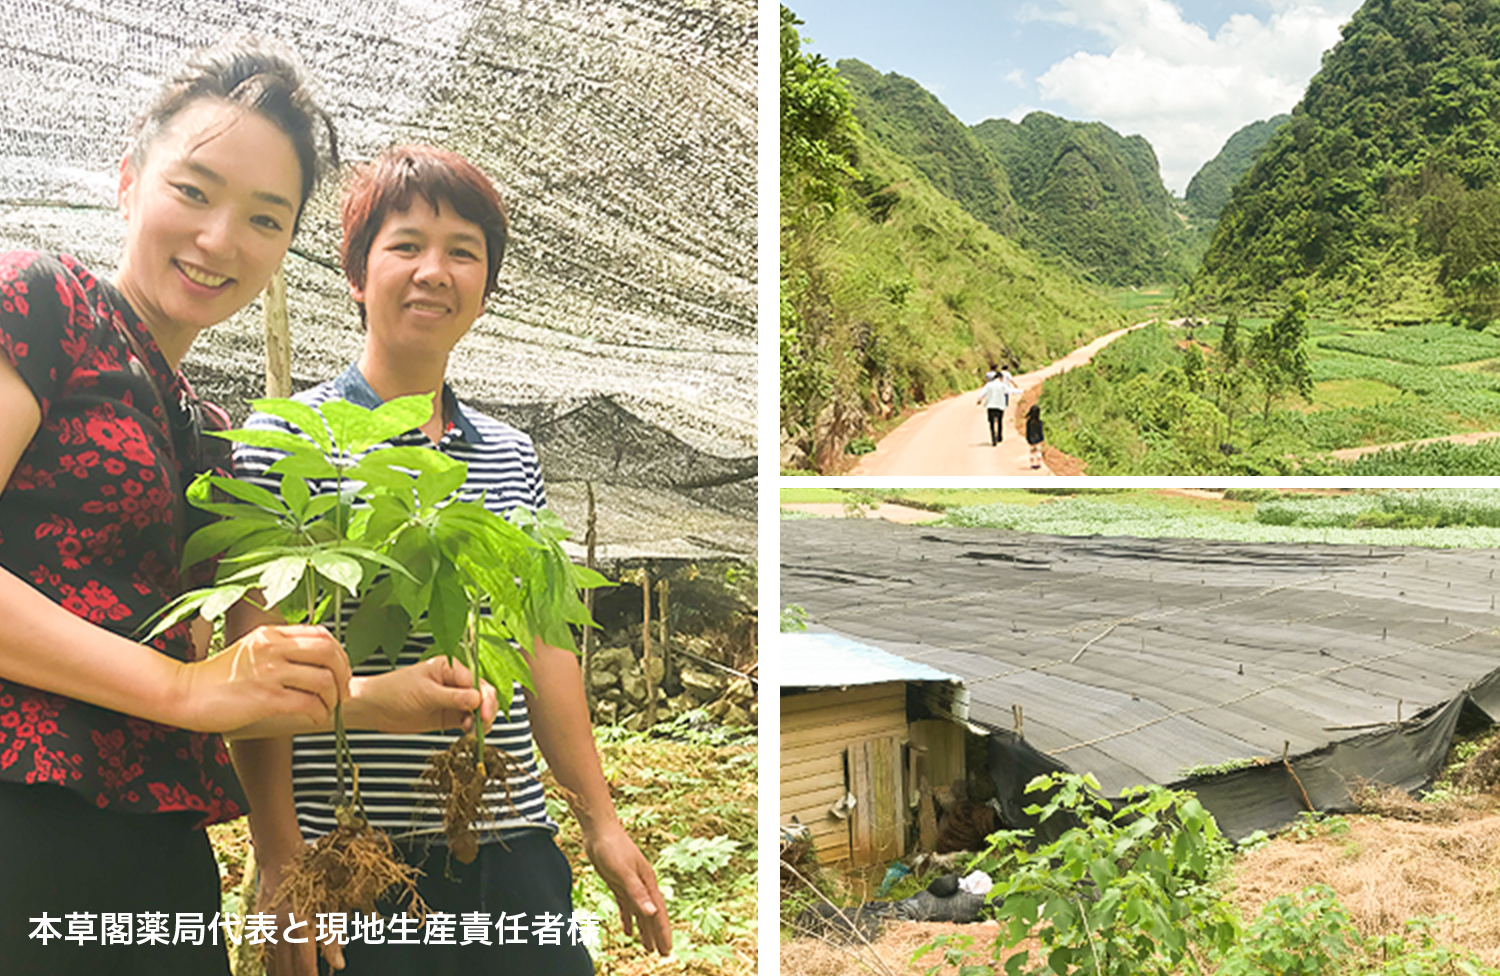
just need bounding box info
[331,587,353,811]
[467,600,484,772]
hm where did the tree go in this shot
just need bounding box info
[779,6,859,223]
[1212,311,1250,444]
[1249,292,1312,420]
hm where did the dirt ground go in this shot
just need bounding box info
[780,803,1500,975]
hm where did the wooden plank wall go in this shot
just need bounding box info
[910,719,966,793]
[848,735,904,864]
[782,683,907,863]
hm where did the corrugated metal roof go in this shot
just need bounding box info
[781,631,963,689]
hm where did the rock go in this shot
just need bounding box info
[706,698,731,720]
[646,655,666,685]
[594,699,617,725]
[722,703,750,727]
[623,711,649,733]
[725,676,754,705]
[588,668,617,692]
[620,669,647,705]
[682,668,727,703]
[593,646,635,675]
[602,687,624,705]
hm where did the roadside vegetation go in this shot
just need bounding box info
[781,486,1500,549]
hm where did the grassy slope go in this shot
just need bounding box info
[804,128,1128,413]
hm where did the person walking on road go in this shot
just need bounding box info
[978,369,1010,445]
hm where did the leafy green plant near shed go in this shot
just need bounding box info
[147,394,607,915]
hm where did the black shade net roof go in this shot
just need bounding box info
[782,518,1500,838]
[0,0,755,560]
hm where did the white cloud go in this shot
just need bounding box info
[1004,68,1026,87]
[1029,0,1361,192]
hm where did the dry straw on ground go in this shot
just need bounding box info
[1230,809,1500,965]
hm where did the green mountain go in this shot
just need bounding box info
[1184,114,1290,223]
[973,111,1187,285]
[1194,0,1500,318]
[835,59,1191,286]
[835,59,1023,237]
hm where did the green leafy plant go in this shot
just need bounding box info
[1286,811,1351,842]
[1216,885,1358,976]
[657,834,740,876]
[968,772,1239,976]
[151,394,608,908]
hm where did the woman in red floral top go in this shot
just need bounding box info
[0,38,496,975]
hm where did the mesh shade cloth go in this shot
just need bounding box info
[0,0,756,559]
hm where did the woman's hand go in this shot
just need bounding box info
[173,624,351,736]
[344,657,499,734]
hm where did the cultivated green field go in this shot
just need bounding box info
[1036,312,1500,474]
[782,487,1500,548]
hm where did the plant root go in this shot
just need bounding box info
[420,735,520,864]
[279,807,426,920]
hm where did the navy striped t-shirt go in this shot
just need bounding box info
[233,364,555,843]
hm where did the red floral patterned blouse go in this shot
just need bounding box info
[0,251,246,827]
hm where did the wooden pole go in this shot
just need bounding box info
[641,565,656,726]
[582,481,598,715]
[263,266,292,397]
[658,576,670,707]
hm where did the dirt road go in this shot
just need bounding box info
[1326,430,1500,461]
[850,320,1154,476]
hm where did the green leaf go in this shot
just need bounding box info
[368,394,439,444]
[209,477,289,515]
[360,495,412,544]
[266,451,340,481]
[201,584,253,623]
[304,494,341,522]
[428,560,469,659]
[141,590,213,641]
[187,501,286,523]
[220,426,325,458]
[246,398,331,455]
[415,462,469,510]
[281,473,312,523]
[259,555,311,611]
[323,397,427,455]
[346,598,410,666]
[311,552,363,597]
[181,519,285,572]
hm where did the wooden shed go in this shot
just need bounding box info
[781,632,965,866]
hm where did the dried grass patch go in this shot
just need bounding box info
[780,920,1023,976]
[1229,810,1500,965]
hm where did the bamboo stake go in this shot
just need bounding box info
[642,565,656,726]
[658,576,670,709]
[582,481,597,714]
[263,267,291,397]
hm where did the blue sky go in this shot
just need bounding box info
[785,0,1363,193]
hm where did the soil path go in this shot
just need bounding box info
[779,502,938,524]
[850,320,1155,476]
[1326,429,1500,461]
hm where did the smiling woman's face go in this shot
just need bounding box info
[115,97,302,355]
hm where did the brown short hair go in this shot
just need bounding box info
[340,146,509,324]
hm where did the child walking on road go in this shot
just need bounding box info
[1026,403,1045,469]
